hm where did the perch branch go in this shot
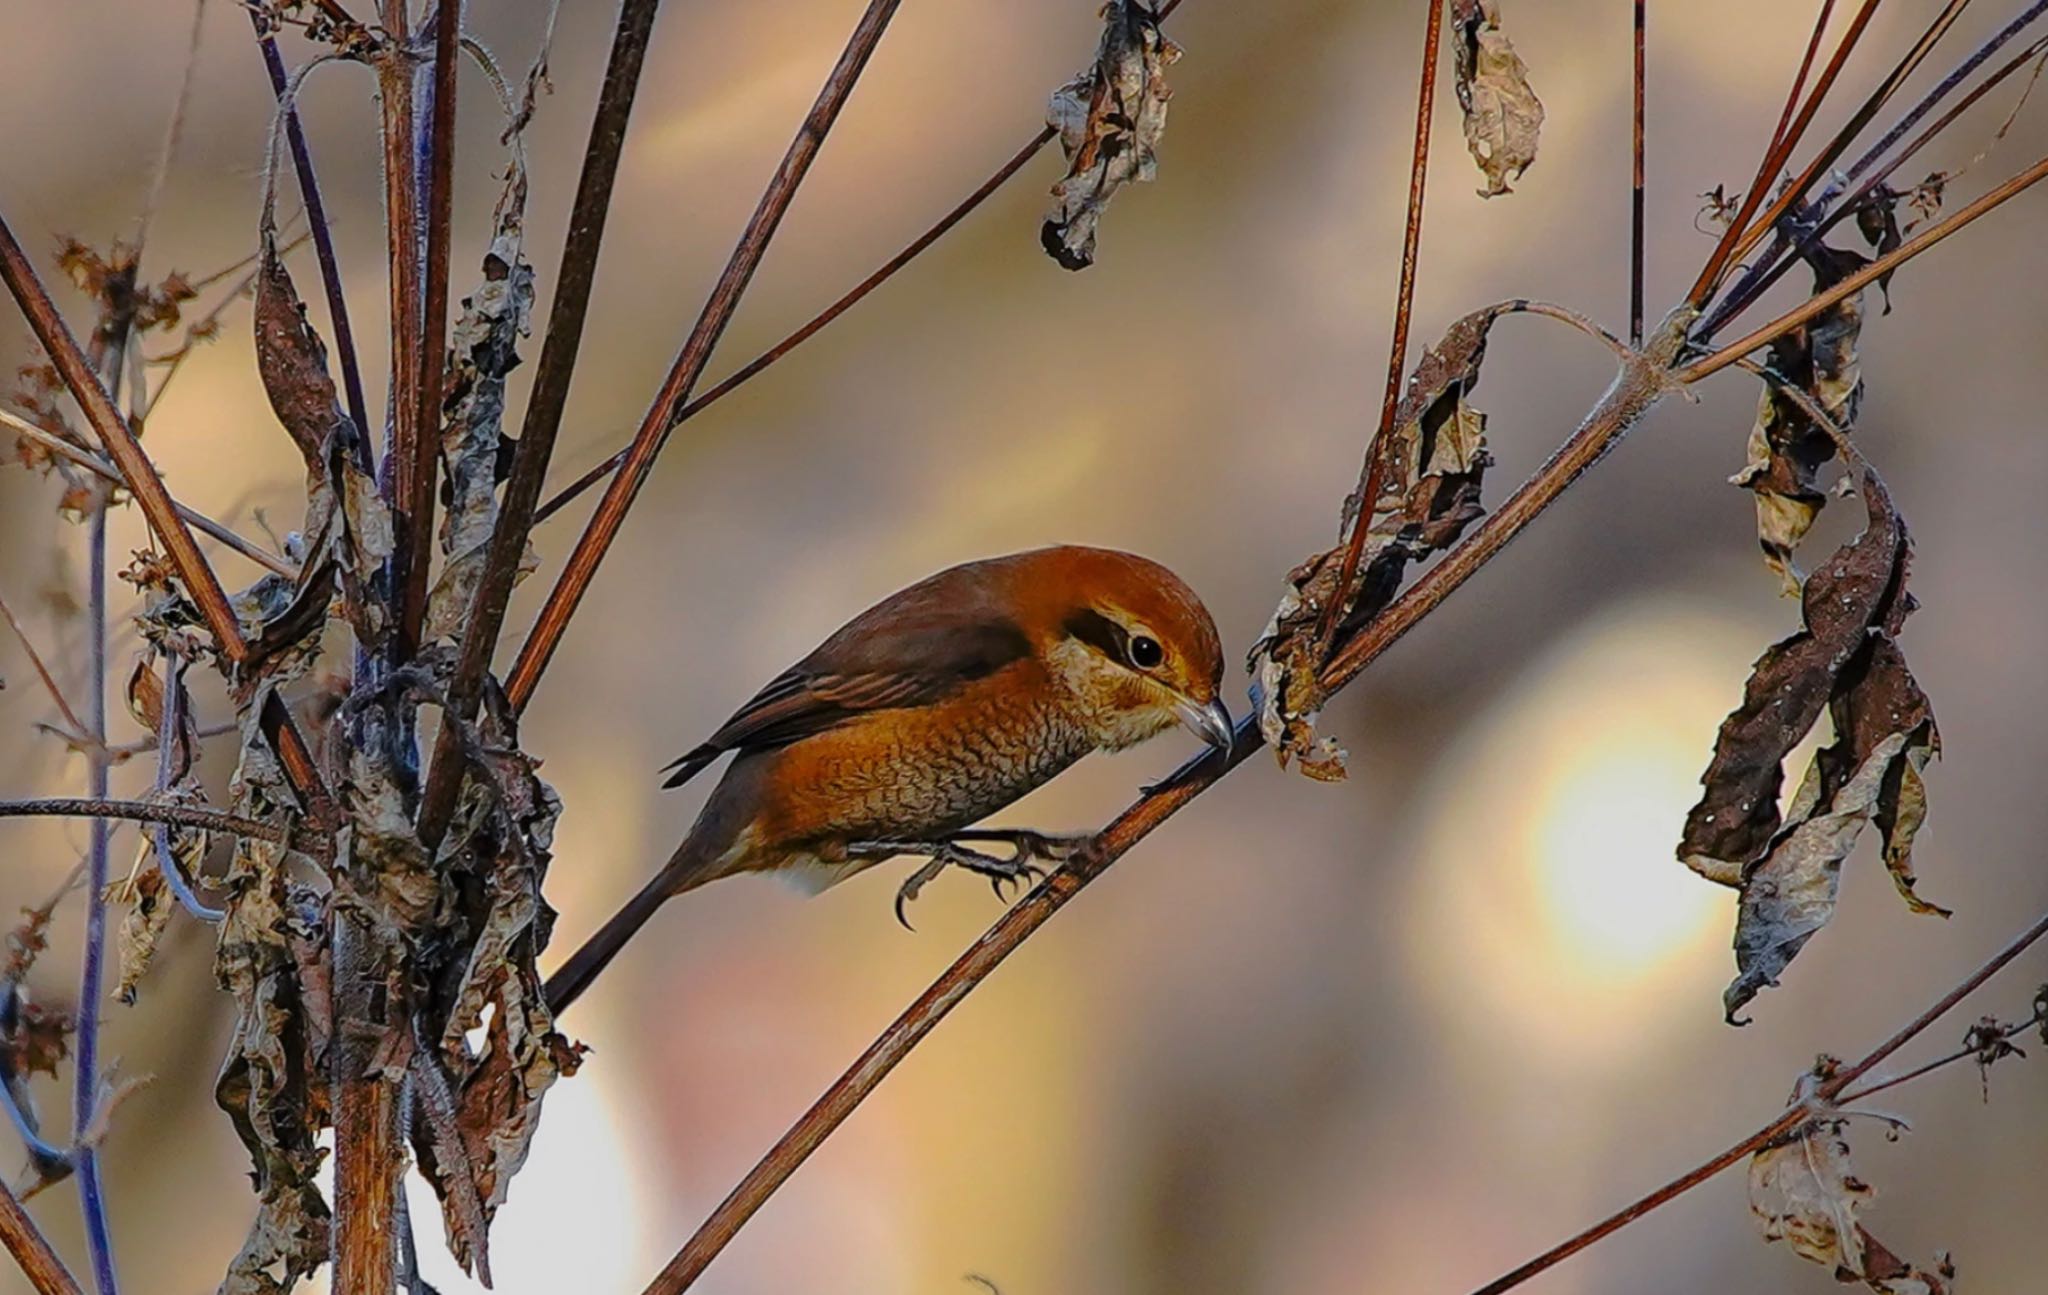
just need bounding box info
[0,799,289,845]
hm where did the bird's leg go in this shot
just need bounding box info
[846,837,1059,929]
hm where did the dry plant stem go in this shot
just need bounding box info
[1700,5,2048,337]
[0,413,299,578]
[531,125,1058,526]
[416,0,665,848]
[0,214,333,820]
[73,492,117,1295]
[646,317,1679,1292]
[1631,0,1646,347]
[0,585,87,737]
[1681,148,2048,381]
[0,799,287,845]
[1688,0,1877,304]
[505,0,907,709]
[377,0,433,666]
[150,658,222,921]
[0,1177,84,1295]
[250,10,374,452]
[1315,0,1444,649]
[1468,903,2048,1295]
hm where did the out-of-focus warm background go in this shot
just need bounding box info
[3,2,2046,1292]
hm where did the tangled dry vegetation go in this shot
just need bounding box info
[1,1,2046,1293]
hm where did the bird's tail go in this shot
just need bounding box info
[543,866,676,1016]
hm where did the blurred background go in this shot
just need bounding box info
[3,1,2047,1291]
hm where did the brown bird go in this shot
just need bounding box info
[543,545,1231,1012]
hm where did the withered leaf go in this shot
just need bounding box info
[125,650,202,782]
[1042,0,1180,270]
[253,232,349,475]
[1452,0,1544,197]
[1684,472,1944,1022]
[1731,247,1865,596]
[426,146,535,645]
[1246,306,1499,775]
[1750,1059,1954,1294]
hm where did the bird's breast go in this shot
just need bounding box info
[757,670,1091,847]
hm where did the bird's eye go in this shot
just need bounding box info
[1128,635,1164,669]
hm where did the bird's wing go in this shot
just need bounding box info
[660,567,1032,789]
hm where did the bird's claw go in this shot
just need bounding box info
[867,831,1083,928]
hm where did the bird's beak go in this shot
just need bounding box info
[1173,694,1236,756]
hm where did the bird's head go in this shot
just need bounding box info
[1009,546,1233,757]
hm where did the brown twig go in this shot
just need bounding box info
[532,125,1058,526]
[0,1176,84,1295]
[1631,0,1646,347]
[1687,0,1877,305]
[0,411,299,578]
[0,584,88,737]
[1467,904,2048,1295]
[416,0,665,848]
[504,0,907,709]
[1314,0,1445,650]
[1680,149,2048,381]
[0,798,288,845]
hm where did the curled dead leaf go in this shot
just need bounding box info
[1750,1058,1954,1294]
[1731,247,1865,597]
[1042,0,1180,270]
[1452,0,1544,197]
[1685,472,1944,1022]
[1246,306,1499,776]
[427,146,535,645]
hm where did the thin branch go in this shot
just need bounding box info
[1687,0,1876,305]
[1681,149,2048,382]
[0,799,287,846]
[505,0,907,710]
[373,0,431,679]
[532,124,1057,526]
[1699,6,2048,338]
[248,8,375,458]
[73,478,116,1295]
[148,656,224,923]
[134,0,208,257]
[396,0,462,661]
[0,410,299,578]
[1467,903,2048,1295]
[0,1176,84,1295]
[1727,0,1976,275]
[0,584,87,737]
[1314,0,1445,650]
[416,0,665,848]
[641,313,1688,1292]
[1631,0,1646,347]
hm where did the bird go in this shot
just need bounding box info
[542,545,1233,1013]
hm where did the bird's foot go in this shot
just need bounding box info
[850,833,1084,929]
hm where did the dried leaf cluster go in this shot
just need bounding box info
[1247,306,1500,778]
[1042,0,1181,271]
[1749,1059,1955,1294]
[1451,0,1544,197]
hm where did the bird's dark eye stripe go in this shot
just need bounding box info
[1065,609,1166,671]
[1064,608,1131,664]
